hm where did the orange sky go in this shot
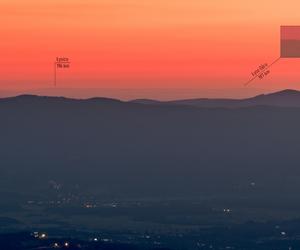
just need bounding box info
[1,0,300,99]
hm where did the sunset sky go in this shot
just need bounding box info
[1,0,300,99]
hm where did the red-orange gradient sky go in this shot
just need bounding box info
[1,0,300,99]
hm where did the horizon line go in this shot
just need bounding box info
[0,88,298,102]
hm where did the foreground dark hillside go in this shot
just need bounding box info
[1,94,300,203]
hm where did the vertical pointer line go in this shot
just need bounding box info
[54,58,70,87]
[54,62,57,87]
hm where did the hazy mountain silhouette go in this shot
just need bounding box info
[132,89,300,108]
[2,90,300,202]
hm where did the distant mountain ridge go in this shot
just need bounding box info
[2,89,300,109]
[131,89,300,108]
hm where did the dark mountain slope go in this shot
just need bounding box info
[1,94,300,201]
[132,89,300,108]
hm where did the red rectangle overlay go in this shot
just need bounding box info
[281,26,300,58]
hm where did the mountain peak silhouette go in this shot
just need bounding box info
[2,89,300,108]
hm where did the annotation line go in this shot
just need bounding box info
[244,57,281,86]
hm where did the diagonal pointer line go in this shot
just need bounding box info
[244,57,281,86]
